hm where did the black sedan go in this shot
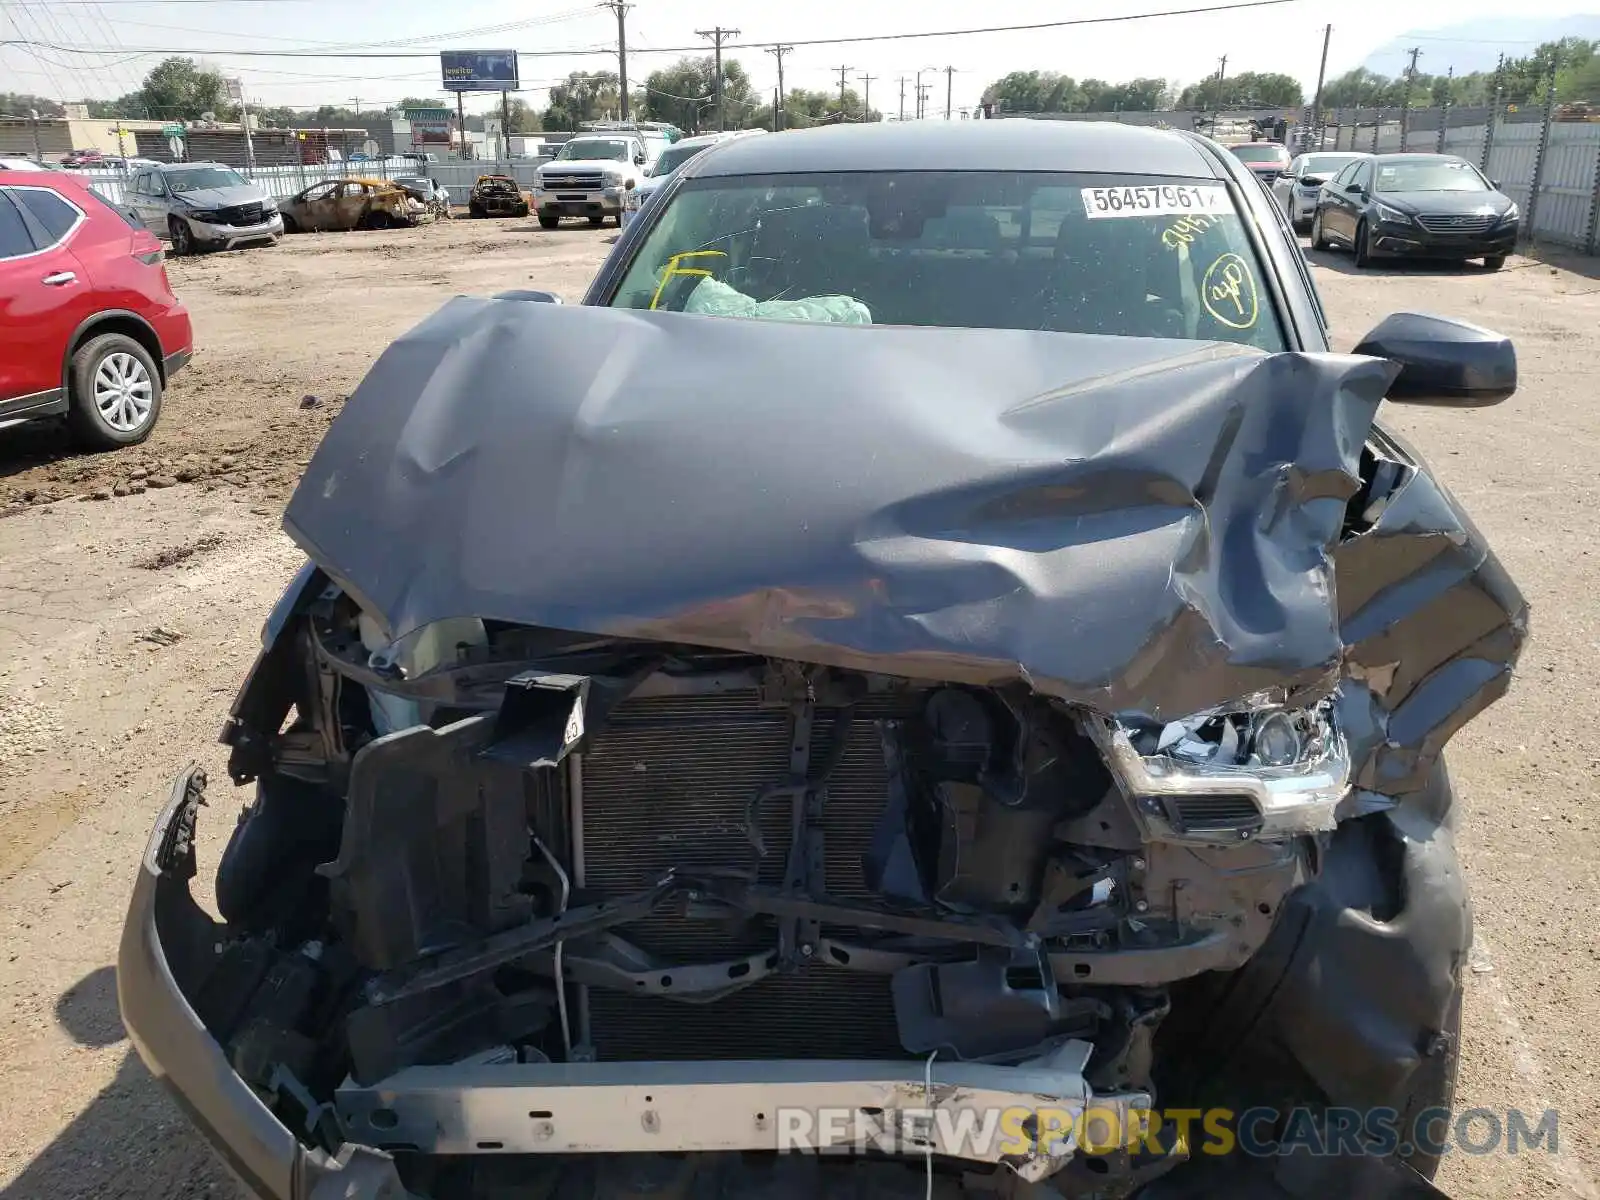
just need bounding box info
[1310,152,1518,269]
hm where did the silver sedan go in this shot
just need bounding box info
[1272,151,1370,232]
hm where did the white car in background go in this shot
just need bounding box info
[532,134,649,229]
[1273,151,1370,233]
[620,129,766,230]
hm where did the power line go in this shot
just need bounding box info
[2,0,1312,62]
[61,8,594,50]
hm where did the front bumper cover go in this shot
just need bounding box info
[118,769,1149,1196]
[534,186,624,215]
[186,213,283,249]
[1369,216,1517,259]
[117,768,407,1200]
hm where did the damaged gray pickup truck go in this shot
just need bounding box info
[119,122,1527,1200]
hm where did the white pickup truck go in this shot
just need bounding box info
[532,134,649,229]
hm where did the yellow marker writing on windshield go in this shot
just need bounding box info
[1161,214,1219,250]
[1201,253,1258,330]
[650,250,728,310]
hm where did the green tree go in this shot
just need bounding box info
[0,93,66,118]
[249,105,301,128]
[1079,77,1174,111]
[504,97,541,133]
[132,56,228,120]
[752,85,880,129]
[639,56,756,132]
[1177,70,1302,109]
[1320,67,1400,108]
[396,96,447,110]
[541,71,621,129]
[981,70,1081,113]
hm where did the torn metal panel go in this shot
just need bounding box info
[284,299,1396,726]
[1332,427,1529,797]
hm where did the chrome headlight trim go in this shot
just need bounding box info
[1086,701,1350,844]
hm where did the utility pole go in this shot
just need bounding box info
[456,92,468,160]
[1437,66,1453,153]
[1310,24,1331,149]
[835,65,853,119]
[237,85,255,171]
[501,90,513,159]
[858,74,876,121]
[1212,54,1227,132]
[27,109,43,164]
[604,2,634,119]
[898,76,907,121]
[766,44,792,131]
[696,27,740,131]
[1399,46,1422,150]
[943,66,956,120]
[919,82,933,120]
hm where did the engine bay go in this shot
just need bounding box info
[198,582,1321,1132]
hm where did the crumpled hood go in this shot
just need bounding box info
[285,299,1406,724]
[173,184,267,208]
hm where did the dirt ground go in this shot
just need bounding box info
[0,218,1597,1200]
[0,218,612,514]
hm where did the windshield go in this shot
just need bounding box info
[653,141,712,176]
[1229,145,1289,164]
[1299,154,1359,177]
[1375,158,1490,193]
[165,166,248,192]
[557,139,631,162]
[610,170,1285,351]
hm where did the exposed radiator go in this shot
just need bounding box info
[577,686,920,1061]
[588,970,902,1061]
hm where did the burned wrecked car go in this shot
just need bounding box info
[468,174,531,219]
[279,178,430,233]
[119,123,1527,1200]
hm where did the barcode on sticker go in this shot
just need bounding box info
[1081,185,1232,219]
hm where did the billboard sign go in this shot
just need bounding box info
[405,108,453,145]
[441,50,519,93]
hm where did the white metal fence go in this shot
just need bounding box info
[73,155,551,207]
[1021,104,1600,255]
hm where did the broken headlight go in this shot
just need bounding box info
[1088,702,1348,844]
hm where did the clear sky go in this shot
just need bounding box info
[2,0,1592,118]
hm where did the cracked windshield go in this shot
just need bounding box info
[611,171,1285,349]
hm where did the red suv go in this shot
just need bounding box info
[0,172,193,448]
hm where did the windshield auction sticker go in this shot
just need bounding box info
[1082,185,1231,219]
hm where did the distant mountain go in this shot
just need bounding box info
[1360,15,1600,77]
